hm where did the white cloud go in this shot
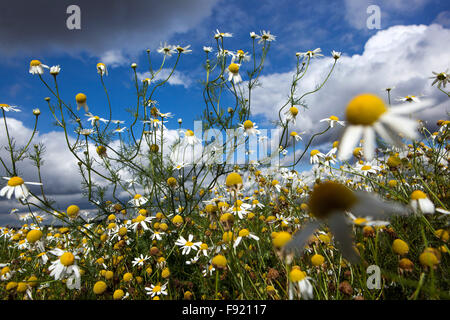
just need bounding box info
[137,70,192,88]
[249,24,450,146]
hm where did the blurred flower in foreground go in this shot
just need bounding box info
[286,181,408,263]
[338,93,427,161]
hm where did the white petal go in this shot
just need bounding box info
[338,126,363,160]
[362,127,375,160]
[380,114,419,140]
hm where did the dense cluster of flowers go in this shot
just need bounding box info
[0,29,449,300]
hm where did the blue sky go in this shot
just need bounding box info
[1,0,448,132]
[0,0,449,224]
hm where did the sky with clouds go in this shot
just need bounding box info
[0,0,449,224]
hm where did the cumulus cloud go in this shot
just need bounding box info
[137,70,192,88]
[249,24,450,147]
[0,0,218,65]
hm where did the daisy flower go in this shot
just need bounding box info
[290,131,303,142]
[183,130,201,145]
[258,30,276,44]
[114,127,126,133]
[310,150,325,164]
[320,115,345,128]
[145,282,168,298]
[203,46,213,53]
[233,229,260,249]
[239,120,260,136]
[203,264,215,276]
[331,50,341,60]
[214,29,232,39]
[354,160,382,176]
[0,104,21,112]
[430,70,449,88]
[396,95,421,103]
[86,113,108,126]
[227,63,242,83]
[50,65,61,75]
[29,60,49,75]
[128,194,148,207]
[157,42,176,56]
[337,93,426,161]
[409,190,435,214]
[175,45,192,54]
[286,181,408,263]
[296,48,323,60]
[150,230,165,241]
[130,215,154,232]
[96,63,108,76]
[288,268,314,300]
[285,106,299,124]
[1,176,42,201]
[132,254,150,267]
[75,93,89,112]
[48,249,81,290]
[175,234,202,255]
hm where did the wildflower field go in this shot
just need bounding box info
[0,28,449,302]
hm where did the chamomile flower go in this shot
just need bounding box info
[354,160,382,176]
[175,45,192,54]
[233,228,260,248]
[239,120,260,136]
[430,70,449,88]
[29,60,49,75]
[203,46,213,53]
[75,93,89,112]
[128,194,148,207]
[145,282,168,298]
[183,130,201,145]
[48,249,81,290]
[286,181,408,263]
[331,50,341,59]
[320,115,345,128]
[130,215,154,232]
[285,106,299,124]
[175,234,202,255]
[409,190,435,214]
[96,63,108,76]
[290,131,303,141]
[86,113,108,126]
[227,63,242,83]
[397,95,421,103]
[310,150,325,164]
[288,268,314,300]
[157,42,176,56]
[214,29,232,39]
[132,254,150,267]
[49,65,61,75]
[0,104,21,112]
[296,48,323,60]
[338,93,426,161]
[1,176,42,201]
[258,30,276,44]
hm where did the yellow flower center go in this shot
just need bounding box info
[75,93,87,104]
[212,254,227,268]
[309,181,357,219]
[238,229,250,237]
[185,241,194,247]
[26,230,43,243]
[30,60,42,67]
[272,231,292,248]
[310,150,320,156]
[243,120,254,129]
[329,115,339,121]
[60,252,75,266]
[152,285,161,293]
[361,165,372,171]
[410,190,427,200]
[66,205,80,218]
[226,172,243,187]
[346,94,387,125]
[134,194,142,199]
[289,269,306,282]
[289,107,299,116]
[228,63,240,74]
[200,243,208,250]
[392,239,409,256]
[136,215,146,223]
[93,281,107,295]
[185,130,194,136]
[7,176,24,187]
